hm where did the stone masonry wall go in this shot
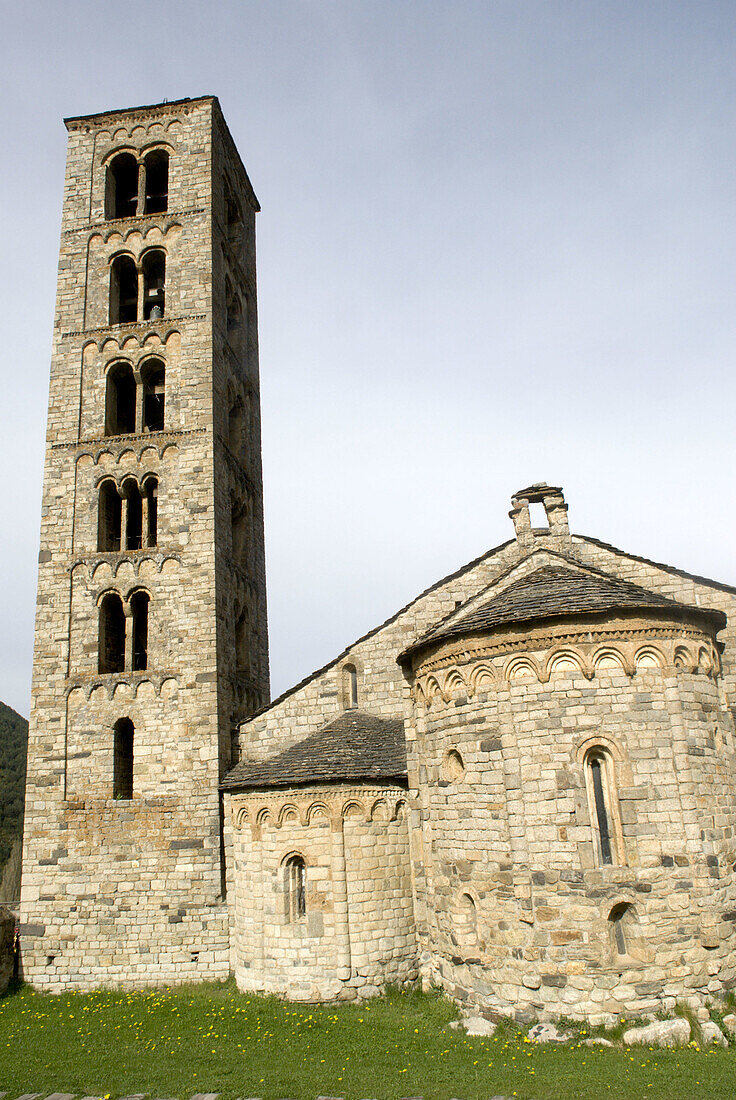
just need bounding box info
[227,785,417,1001]
[408,612,736,1022]
[20,97,267,990]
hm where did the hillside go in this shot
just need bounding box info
[0,701,28,883]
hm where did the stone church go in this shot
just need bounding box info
[19,96,736,1024]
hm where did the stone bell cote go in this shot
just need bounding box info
[509,483,570,547]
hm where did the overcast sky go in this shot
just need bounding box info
[2,1,736,718]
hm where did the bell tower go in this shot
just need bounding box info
[19,96,269,988]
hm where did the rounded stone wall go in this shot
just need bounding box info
[405,598,736,1023]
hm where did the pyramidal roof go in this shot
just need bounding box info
[404,564,726,658]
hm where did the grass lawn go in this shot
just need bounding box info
[1,979,734,1100]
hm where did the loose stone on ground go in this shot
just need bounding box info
[622,1018,691,1047]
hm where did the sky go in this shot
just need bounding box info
[2,1,736,718]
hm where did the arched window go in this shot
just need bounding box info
[343,663,358,709]
[284,855,306,921]
[122,480,143,550]
[99,592,125,674]
[608,902,633,957]
[109,255,138,325]
[97,480,122,552]
[584,748,623,867]
[142,250,166,319]
[142,475,158,547]
[141,360,165,432]
[454,893,478,947]
[143,149,169,214]
[106,153,139,219]
[130,590,149,671]
[113,718,134,799]
[105,363,137,436]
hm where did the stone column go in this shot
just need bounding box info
[330,813,351,981]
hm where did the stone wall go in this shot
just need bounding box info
[227,785,418,1001]
[407,608,736,1022]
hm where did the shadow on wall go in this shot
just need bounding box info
[0,906,15,994]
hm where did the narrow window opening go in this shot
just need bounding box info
[142,250,165,320]
[343,663,358,709]
[590,757,612,865]
[97,480,122,552]
[455,893,478,947]
[124,482,143,550]
[130,590,149,671]
[107,153,138,219]
[113,718,134,799]
[144,477,158,547]
[285,855,306,921]
[528,500,549,529]
[142,360,165,431]
[144,150,169,214]
[105,363,137,435]
[109,255,138,325]
[609,903,632,957]
[98,593,125,674]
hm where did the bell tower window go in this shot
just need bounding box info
[105,363,136,436]
[98,480,122,552]
[109,256,138,325]
[98,593,126,674]
[143,476,158,547]
[144,150,169,214]
[142,250,165,319]
[122,480,143,550]
[106,153,139,219]
[130,591,149,671]
[142,360,165,432]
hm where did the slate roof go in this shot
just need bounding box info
[222,710,407,791]
[403,564,726,658]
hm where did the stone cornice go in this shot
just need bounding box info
[63,208,206,236]
[51,427,205,453]
[61,315,206,340]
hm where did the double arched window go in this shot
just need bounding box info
[98,589,150,673]
[106,149,169,220]
[584,747,624,867]
[105,360,166,436]
[109,251,166,325]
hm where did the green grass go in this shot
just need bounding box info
[0,979,734,1099]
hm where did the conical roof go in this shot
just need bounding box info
[404,564,725,658]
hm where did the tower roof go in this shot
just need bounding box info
[403,564,726,660]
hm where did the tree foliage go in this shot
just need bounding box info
[0,701,28,877]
